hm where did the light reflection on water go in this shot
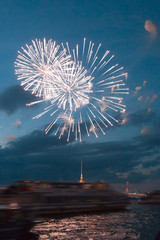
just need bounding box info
[32,202,160,240]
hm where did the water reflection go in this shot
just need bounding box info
[32,203,160,240]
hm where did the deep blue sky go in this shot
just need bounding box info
[0,0,160,191]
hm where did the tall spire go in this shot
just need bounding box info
[79,160,84,183]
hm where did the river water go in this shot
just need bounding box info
[32,201,160,240]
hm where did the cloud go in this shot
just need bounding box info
[138,96,143,101]
[135,86,142,91]
[13,120,22,126]
[121,118,128,125]
[7,129,71,154]
[0,109,159,186]
[0,85,38,115]
[144,95,158,104]
[143,81,147,86]
[7,135,15,141]
[9,108,156,142]
[133,163,160,176]
[150,94,158,103]
[0,112,160,186]
[0,132,138,184]
[120,109,156,126]
[135,118,160,148]
[134,86,142,96]
[144,20,157,38]
[78,108,157,135]
[141,127,149,136]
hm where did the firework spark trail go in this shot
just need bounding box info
[15,38,129,142]
[15,38,71,98]
[57,39,129,141]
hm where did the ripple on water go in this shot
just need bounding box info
[32,203,160,240]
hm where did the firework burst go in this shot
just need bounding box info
[15,38,71,99]
[15,38,129,142]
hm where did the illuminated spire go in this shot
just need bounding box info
[79,160,84,183]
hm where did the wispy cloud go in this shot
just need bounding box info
[13,120,22,126]
[143,81,147,86]
[135,86,142,91]
[0,85,37,115]
[138,96,143,101]
[144,20,157,38]
[7,135,15,141]
[151,94,158,103]
[121,118,128,125]
[141,127,149,136]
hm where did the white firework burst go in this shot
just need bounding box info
[50,61,93,112]
[47,39,129,141]
[15,38,129,142]
[15,38,71,99]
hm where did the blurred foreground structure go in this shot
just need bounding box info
[139,190,160,205]
[0,180,129,216]
[0,179,130,239]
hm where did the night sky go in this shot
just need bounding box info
[0,0,160,192]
